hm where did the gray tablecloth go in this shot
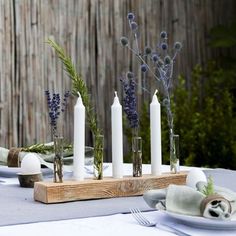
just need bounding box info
[0,168,236,227]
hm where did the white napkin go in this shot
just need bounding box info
[143,183,236,220]
[144,184,205,216]
[0,147,9,165]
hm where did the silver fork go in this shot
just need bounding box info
[130,208,191,236]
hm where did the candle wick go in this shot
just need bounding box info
[154,89,158,96]
[114,91,117,97]
[77,91,81,98]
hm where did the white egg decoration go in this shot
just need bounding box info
[186,168,207,189]
[21,153,41,174]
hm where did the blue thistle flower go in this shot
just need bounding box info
[152,53,159,62]
[127,12,135,20]
[162,98,170,107]
[120,37,129,47]
[174,42,182,51]
[157,59,164,67]
[130,22,138,31]
[161,42,168,50]
[144,46,152,55]
[140,64,148,72]
[164,55,171,64]
[160,31,167,39]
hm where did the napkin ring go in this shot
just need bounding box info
[200,194,232,219]
[7,147,22,167]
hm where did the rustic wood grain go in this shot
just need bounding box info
[34,172,187,203]
[0,0,235,160]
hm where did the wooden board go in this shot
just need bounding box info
[34,172,187,203]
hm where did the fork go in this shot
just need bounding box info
[130,208,191,236]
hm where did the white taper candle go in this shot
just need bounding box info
[73,92,85,180]
[111,91,123,178]
[150,90,162,175]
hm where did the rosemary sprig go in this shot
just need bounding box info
[47,39,101,137]
[22,143,73,156]
[22,143,54,154]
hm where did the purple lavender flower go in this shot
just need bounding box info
[45,90,70,136]
[61,91,70,112]
[126,71,135,79]
[120,72,139,128]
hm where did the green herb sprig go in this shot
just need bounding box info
[202,176,215,196]
[22,142,73,157]
[47,39,101,137]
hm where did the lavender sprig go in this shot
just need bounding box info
[120,72,139,129]
[61,90,70,112]
[45,90,70,136]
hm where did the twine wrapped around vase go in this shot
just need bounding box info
[200,194,232,220]
[7,147,22,167]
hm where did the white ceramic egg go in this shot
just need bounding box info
[186,168,207,189]
[21,153,41,174]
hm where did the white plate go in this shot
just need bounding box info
[0,166,52,177]
[0,166,20,177]
[165,211,236,230]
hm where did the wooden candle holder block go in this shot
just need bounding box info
[34,172,187,204]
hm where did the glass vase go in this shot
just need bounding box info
[93,134,104,180]
[170,134,180,174]
[53,136,64,183]
[132,136,142,177]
